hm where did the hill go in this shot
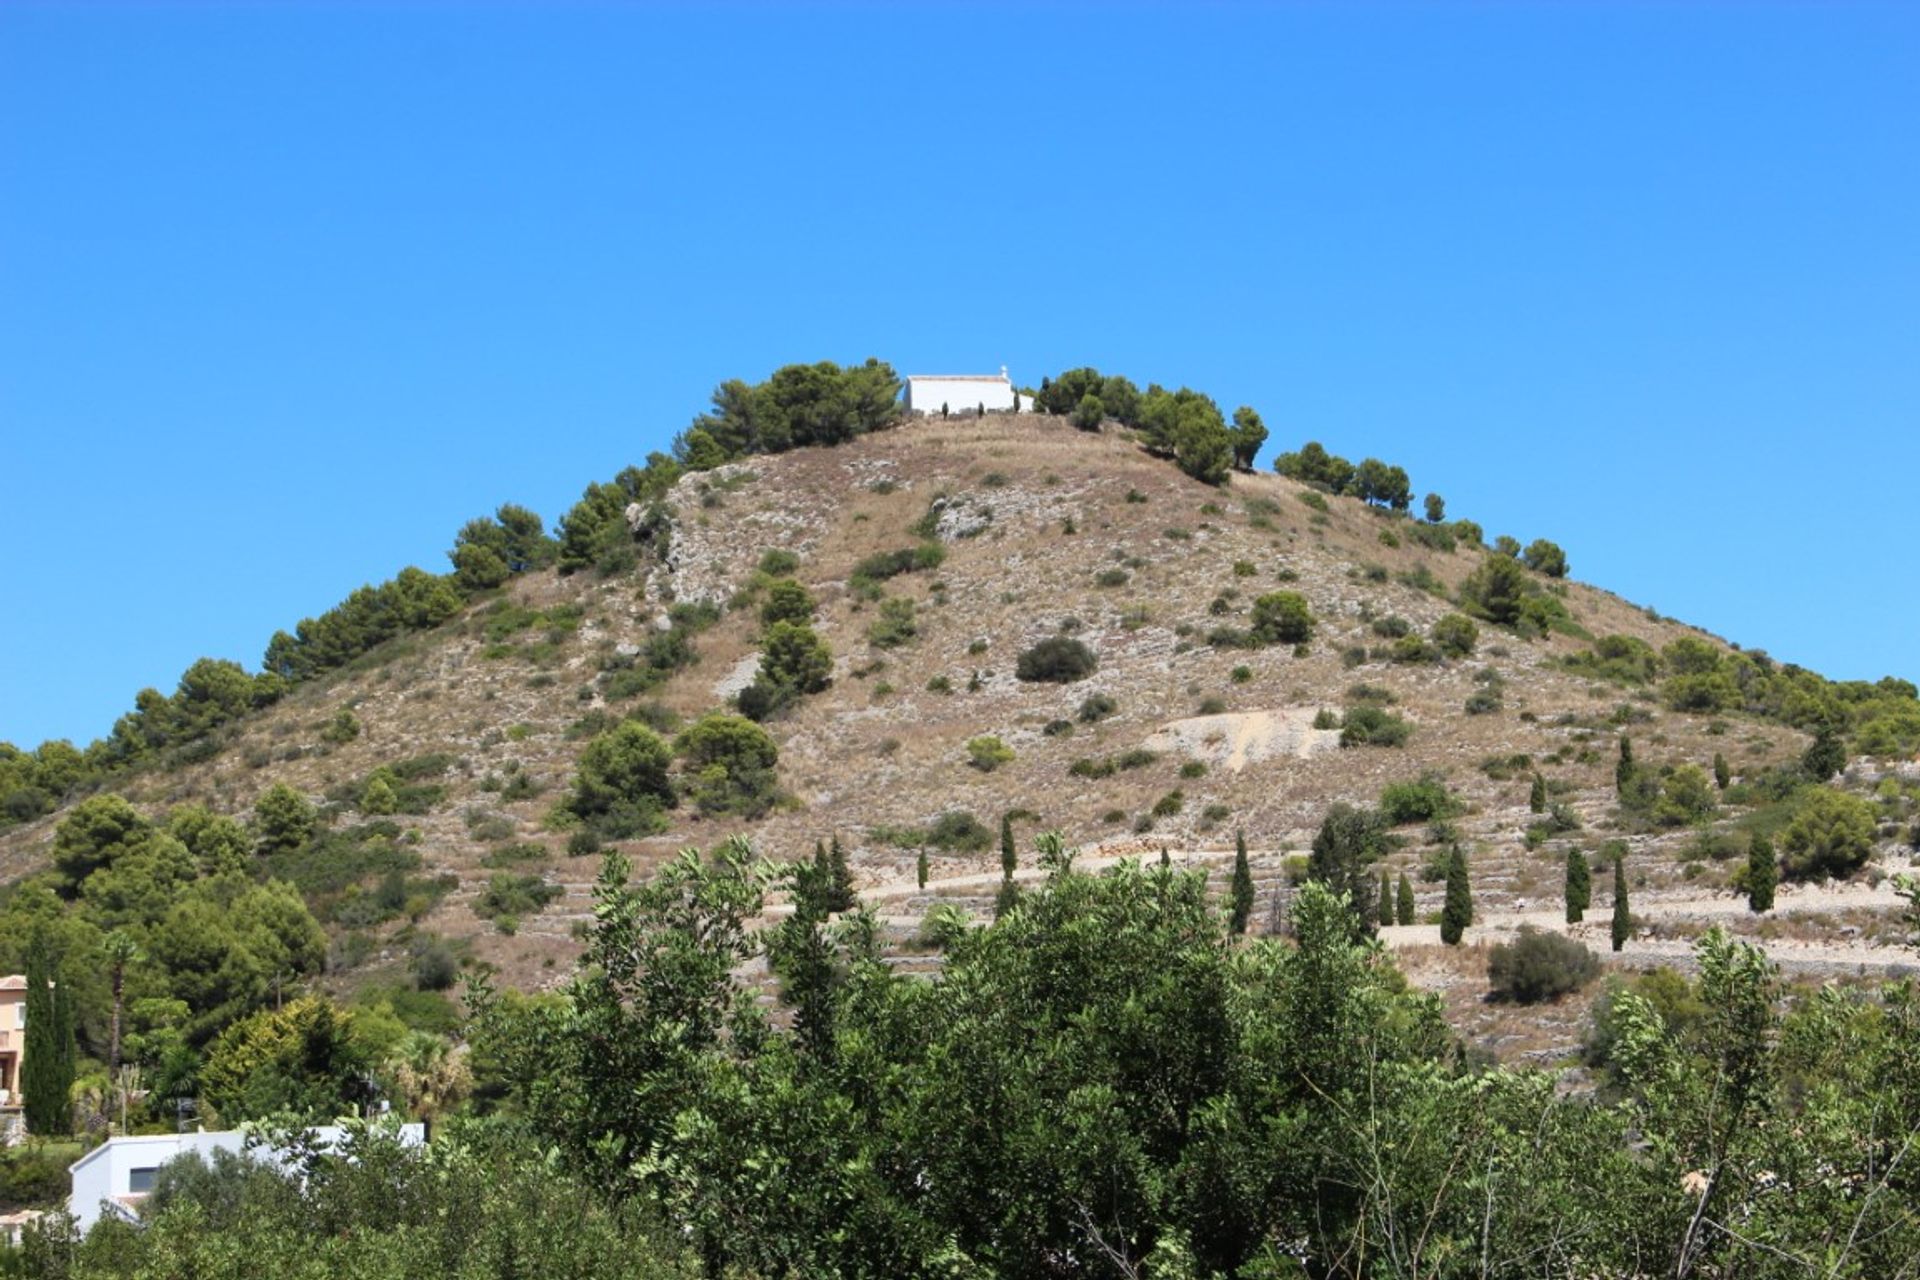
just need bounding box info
[3,405,1916,1063]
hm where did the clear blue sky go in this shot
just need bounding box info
[3,2,1915,749]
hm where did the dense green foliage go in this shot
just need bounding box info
[1566,847,1592,923]
[1487,926,1599,1003]
[1439,845,1472,944]
[21,935,74,1135]
[450,838,1920,1279]
[1014,636,1099,684]
[677,358,902,461]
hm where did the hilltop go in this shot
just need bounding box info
[3,395,1916,1063]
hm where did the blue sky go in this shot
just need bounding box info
[2,1,1915,749]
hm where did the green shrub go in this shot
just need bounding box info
[1780,787,1877,880]
[867,598,918,649]
[966,736,1015,772]
[1340,706,1412,748]
[676,712,781,818]
[1379,774,1459,825]
[1094,568,1131,588]
[1431,614,1478,658]
[1250,592,1315,646]
[1487,927,1599,1003]
[1016,637,1098,683]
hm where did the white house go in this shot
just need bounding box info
[904,367,1031,416]
[67,1123,426,1234]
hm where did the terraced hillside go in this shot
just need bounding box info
[4,411,1914,1058]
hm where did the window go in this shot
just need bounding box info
[127,1167,159,1194]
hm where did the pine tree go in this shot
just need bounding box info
[22,932,73,1136]
[827,835,856,913]
[1746,833,1777,913]
[1000,812,1017,881]
[1713,752,1731,790]
[807,840,832,913]
[1377,872,1394,927]
[1616,736,1635,796]
[1440,846,1472,945]
[1529,773,1547,814]
[1565,848,1591,924]
[1395,872,1415,926]
[1611,853,1631,952]
[1228,829,1254,936]
[916,848,928,890]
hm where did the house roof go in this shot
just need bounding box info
[906,373,1010,383]
[0,977,26,991]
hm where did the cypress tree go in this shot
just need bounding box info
[916,847,928,890]
[1529,773,1547,814]
[1440,846,1472,945]
[1713,752,1731,790]
[993,875,1020,920]
[22,932,73,1136]
[1615,736,1635,796]
[1746,833,1777,913]
[1000,812,1017,881]
[1377,871,1394,927]
[1565,848,1591,924]
[828,835,856,913]
[1228,829,1254,936]
[1395,872,1415,926]
[1611,853,1631,952]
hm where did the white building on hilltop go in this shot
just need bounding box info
[904,367,1032,416]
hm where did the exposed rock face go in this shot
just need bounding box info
[1142,709,1342,773]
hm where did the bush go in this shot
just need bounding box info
[925,810,994,852]
[1250,592,1315,646]
[966,736,1015,772]
[1340,706,1412,748]
[1077,694,1118,723]
[1431,614,1479,658]
[759,579,816,629]
[676,713,781,818]
[1487,927,1600,1003]
[1016,637,1098,684]
[1780,787,1877,880]
[1379,774,1459,825]
[569,722,675,837]
[476,873,563,929]
[1522,539,1569,578]
[867,598,918,649]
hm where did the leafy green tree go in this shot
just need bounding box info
[51,793,154,893]
[1229,829,1254,935]
[569,722,676,836]
[1440,845,1472,945]
[675,713,780,818]
[1522,538,1568,577]
[757,621,834,695]
[1353,458,1413,510]
[1070,393,1105,431]
[1423,492,1446,523]
[199,996,370,1123]
[1395,871,1415,925]
[1611,852,1630,952]
[1565,848,1591,923]
[1000,812,1017,880]
[451,540,510,591]
[1493,534,1522,558]
[1746,833,1777,912]
[22,931,74,1135]
[251,783,317,857]
[759,578,816,629]
[1654,764,1717,827]
[1529,773,1547,814]
[1249,591,1314,645]
[1616,735,1636,796]
[1228,405,1267,470]
[1800,727,1847,781]
[1377,871,1394,927]
[1779,786,1875,880]
[1308,802,1385,938]
[1459,551,1531,627]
